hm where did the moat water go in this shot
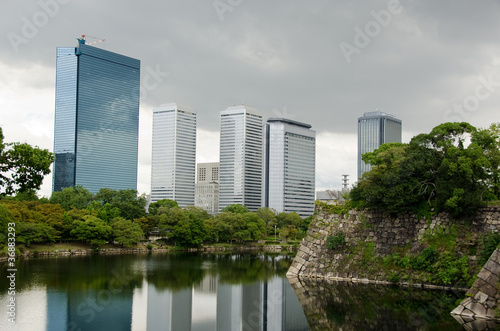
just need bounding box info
[0,252,475,330]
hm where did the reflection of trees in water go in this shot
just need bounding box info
[211,253,293,285]
[290,279,466,331]
[0,252,295,295]
[145,252,206,291]
[0,255,144,294]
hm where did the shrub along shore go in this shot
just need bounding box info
[0,241,300,263]
[0,187,310,259]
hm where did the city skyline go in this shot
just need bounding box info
[2,1,499,197]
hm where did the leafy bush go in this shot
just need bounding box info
[394,255,412,269]
[480,232,500,266]
[387,272,400,283]
[316,201,352,216]
[435,252,469,285]
[327,231,346,250]
[412,247,437,271]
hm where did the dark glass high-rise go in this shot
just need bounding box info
[52,40,140,193]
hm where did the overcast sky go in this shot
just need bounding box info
[1,0,500,198]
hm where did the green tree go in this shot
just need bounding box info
[415,122,493,216]
[156,207,188,240]
[94,188,147,220]
[221,204,249,214]
[172,207,208,248]
[280,225,299,242]
[203,217,218,243]
[148,199,178,215]
[351,122,500,217]
[0,204,13,244]
[256,207,277,235]
[16,221,58,246]
[60,208,95,240]
[70,215,112,247]
[50,186,94,210]
[276,212,302,229]
[0,127,55,196]
[213,212,242,243]
[92,202,121,223]
[111,218,144,247]
[133,216,157,239]
[350,143,423,215]
[473,123,500,199]
[1,200,66,238]
[243,212,266,240]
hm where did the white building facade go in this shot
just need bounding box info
[150,103,196,207]
[263,118,316,217]
[219,105,263,211]
[195,162,220,215]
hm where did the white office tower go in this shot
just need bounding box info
[263,118,316,217]
[358,111,402,179]
[150,103,196,207]
[219,105,263,211]
[195,162,220,215]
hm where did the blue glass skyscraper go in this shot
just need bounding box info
[52,40,140,193]
[358,111,402,179]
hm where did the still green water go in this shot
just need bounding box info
[0,252,472,330]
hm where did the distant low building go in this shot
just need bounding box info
[195,162,220,215]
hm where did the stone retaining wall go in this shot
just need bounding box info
[288,207,500,287]
[452,248,500,322]
[288,276,467,330]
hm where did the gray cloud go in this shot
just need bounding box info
[2,0,500,195]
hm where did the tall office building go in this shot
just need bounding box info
[52,39,140,193]
[263,118,316,217]
[358,111,402,179]
[219,105,263,211]
[195,162,220,215]
[150,103,196,207]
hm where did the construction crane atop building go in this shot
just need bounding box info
[77,34,105,46]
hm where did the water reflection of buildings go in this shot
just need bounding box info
[46,288,135,331]
[145,275,308,331]
[43,274,308,331]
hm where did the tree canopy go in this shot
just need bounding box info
[350,122,500,217]
[1,180,311,247]
[0,127,54,196]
